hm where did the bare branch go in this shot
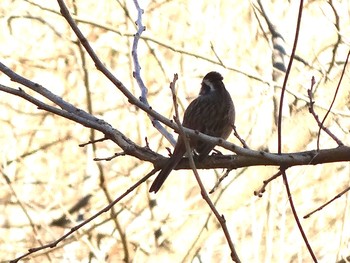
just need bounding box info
[308,77,344,148]
[277,0,304,154]
[304,186,350,219]
[170,77,241,262]
[1,1,350,262]
[281,169,318,262]
[131,0,175,145]
[0,81,159,163]
[2,80,350,171]
[316,50,349,149]
[254,170,282,197]
[9,168,158,263]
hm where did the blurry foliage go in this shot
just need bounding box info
[0,0,350,262]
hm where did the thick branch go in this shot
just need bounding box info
[170,145,350,171]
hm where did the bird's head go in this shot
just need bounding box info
[199,71,225,96]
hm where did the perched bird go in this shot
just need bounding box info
[149,71,235,193]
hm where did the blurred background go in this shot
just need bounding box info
[1,0,350,262]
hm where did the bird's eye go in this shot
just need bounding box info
[199,83,211,95]
[199,79,216,95]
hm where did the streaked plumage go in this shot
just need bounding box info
[149,71,235,193]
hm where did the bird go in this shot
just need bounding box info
[149,71,235,193]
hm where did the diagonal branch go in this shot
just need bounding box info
[2,81,350,173]
[308,77,344,148]
[316,50,350,149]
[169,74,241,263]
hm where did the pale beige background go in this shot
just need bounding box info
[1,0,350,262]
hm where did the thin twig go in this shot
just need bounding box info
[9,168,158,263]
[19,1,350,119]
[308,77,344,149]
[304,186,350,219]
[132,0,176,145]
[209,169,233,194]
[56,0,174,145]
[232,125,249,149]
[326,0,341,74]
[316,50,349,149]
[1,171,51,261]
[276,1,317,261]
[169,74,241,263]
[281,169,318,262]
[179,124,241,262]
[277,0,303,153]
[254,170,282,197]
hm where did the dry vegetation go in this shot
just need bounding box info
[1,0,350,262]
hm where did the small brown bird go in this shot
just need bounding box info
[149,71,235,193]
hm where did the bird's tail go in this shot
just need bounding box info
[149,154,183,193]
